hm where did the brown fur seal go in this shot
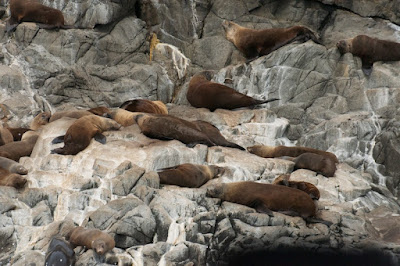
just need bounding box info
[293,152,336,177]
[0,168,27,189]
[337,35,400,75]
[158,163,225,188]
[120,99,168,115]
[222,20,320,60]
[206,181,331,226]
[4,127,31,141]
[192,120,244,150]
[0,156,28,175]
[6,0,72,33]
[247,145,339,164]
[0,126,13,146]
[67,226,115,255]
[0,131,39,161]
[49,110,93,123]
[51,115,121,155]
[134,113,217,147]
[30,112,51,130]
[45,236,75,266]
[187,71,279,111]
[273,174,320,200]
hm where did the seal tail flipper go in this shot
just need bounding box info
[253,201,275,217]
[52,135,65,144]
[94,133,106,144]
[305,217,333,227]
[226,142,245,151]
[51,148,64,155]
[257,98,280,105]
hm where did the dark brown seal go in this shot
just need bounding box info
[51,115,121,155]
[187,71,279,111]
[7,0,72,33]
[192,120,244,150]
[158,163,225,188]
[4,127,31,141]
[30,112,51,130]
[45,236,75,266]
[0,168,27,189]
[247,145,339,164]
[134,113,216,147]
[337,35,400,75]
[120,99,168,115]
[294,153,336,177]
[206,181,331,226]
[67,226,115,255]
[0,131,39,161]
[273,174,320,200]
[222,20,320,59]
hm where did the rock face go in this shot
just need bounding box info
[0,0,400,265]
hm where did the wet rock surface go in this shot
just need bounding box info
[0,0,400,265]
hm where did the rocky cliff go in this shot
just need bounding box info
[1,0,400,265]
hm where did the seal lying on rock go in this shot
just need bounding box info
[0,156,28,175]
[0,131,39,161]
[206,181,332,226]
[7,0,73,33]
[67,226,115,255]
[49,110,93,123]
[44,236,75,266]
[51,115,121,155]
[337,35,400,75]
[294,153,336,177]
[222,20,320,60]
[247,145,339,164]
[120,99,168,115]
[0,168,27,189]
[273,174,320,200]
[158,163,225,188]
[187,71,279,111]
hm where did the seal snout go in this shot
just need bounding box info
[336,40,347,54]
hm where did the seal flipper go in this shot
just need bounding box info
[52,135,65,144]
[253,201,274,217]
[94,133,106,144]
[305,217,333,227]
[361,60,373,76]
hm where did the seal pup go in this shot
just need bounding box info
[294,153,336,177]
[337,35,400,75]
[192,120,244,150]
[158,163,225,188]
[206,181,331,226]
[7,0,73,33]
[44,236,75,266]
[0,168,27,189]
[120,99,168,115]
[0,131,39,161]
[222,20,320,60]
[0,156,28,175]
[187,71,279,111]
[30,112,51,130]
[51,115,121,155]
[273,174,320,200]
[134,113,217,147]
[247,145,339,164]
[67,226,115,255]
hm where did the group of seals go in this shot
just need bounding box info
[158,163,225,188]
[0,131,39,161]
[0,157,28,189]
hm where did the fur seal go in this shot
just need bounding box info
[51,115,121,155]
[247,145,339,164]
[4,127,31,141]
[30,112,51,130]
[0,131,39,161]
[68,226,115,255]
[134,113,216,147]
[294,152,336,177]
[120,99,168,115]
[45,236,75,266]
[192,120,244,150]
[7,0,72,33]
[206,181,331,226]
[187,71,279,111]
[222,20,320,60]
[0,168,27,189]
[49,110,93,123]
[0,156,28,175]
[273,174,320,200]
[158,163,225,188]
[337,35,400,75]
[0,126,13,146]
